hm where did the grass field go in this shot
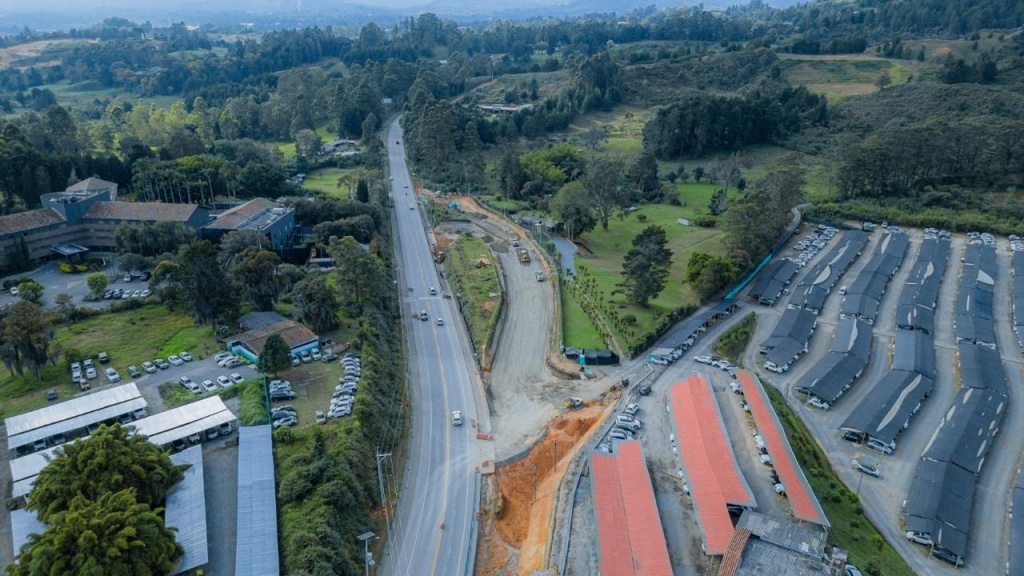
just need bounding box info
[780,55,919,100]
[574,186,732,350]
[0,306,217,420]
[300,167,362,198]
[560,282,605,349]
[766,385,916,576]
[443,235,502,355]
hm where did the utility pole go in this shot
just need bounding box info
[376,447,392,536]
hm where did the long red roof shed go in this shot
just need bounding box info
[590,440,672,576]
[669,375,757,555]
[737,370,829,527]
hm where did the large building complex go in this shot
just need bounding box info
[0,178,295,264]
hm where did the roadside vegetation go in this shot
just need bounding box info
[442,234,502,355]
[712,313,755,364]
[765,386,915,576]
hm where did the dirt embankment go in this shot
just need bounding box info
[476,404,611,576]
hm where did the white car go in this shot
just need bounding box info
[168,355,184,366]
[85,367,97,379]
[104,368,120,383]
[694,355,712,365]
[809,397,830,410]
[142,361,157,374]
[229,372,245,384]
[213,352,233,363]
[451,410,463,426]
[201,379,218,393]
[216,375,232,388]
[179,351,193,362]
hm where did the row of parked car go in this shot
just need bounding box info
[102,288,151,300]
[291,347,336,366]
[789,225,837,268]
[170,421,234,452]
[324,354,361,420]
[178,372,245,395]
[694,355,738,376]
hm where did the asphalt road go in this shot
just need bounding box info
[381,119,486,576]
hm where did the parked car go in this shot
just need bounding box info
[85,366,97,379]
[608,428,633,441]
[97,352,110,364]
[154,358,170,369]
[853,461,881,478]
[310,348,322,361]
[623,402,639,416]
[229,373,244,384]
[272,416,298,429]
[315,410,326,424]
[219,422,233,436]
[216,375,232,388]
[187,432,202,444]
[213,351,233,363]
[141,361,157,374]
[637,385,652,396]
[321,351,337,362]
[931,548,964,567]
[292,355,301,366]
[128,365,141,378]
[224,358,244,369]
[204,427,219,441]
[905,531,934,546]
[104,367,121,383]
[179,351,193,362]
[168,355,184,366]
[300,351,312,363]
[694,355,712,365]
[271,390,297,401]
[200,379,217,392]
[809,397,830,410]
[171,439,187,452]
[842,431,863,444]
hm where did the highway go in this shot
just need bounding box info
[381,118,485,576]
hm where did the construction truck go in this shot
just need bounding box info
[518,248,531,263]
[564,397,583,410]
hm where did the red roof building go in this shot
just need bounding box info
[737,370,829,527]
[590,440,672,576]
[669,375,757,555]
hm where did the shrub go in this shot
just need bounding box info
[623,314,637,325]
[636,213,648,222]
[694,215,717,227]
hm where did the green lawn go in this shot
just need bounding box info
[0,306,219,421]
[574,192,731,350]
[766,386,915,576]
[443,235,502,355]
[301,167,361,198]
[157,378,249,409]
[560,282,605,349]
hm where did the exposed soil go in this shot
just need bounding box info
[477,405,608,576]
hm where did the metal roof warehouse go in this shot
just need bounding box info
[6,383,147,452]
[670,375,757,555]
[790,231,868,313]
[840,232,908,324]
[590,440,672,576]
[130,396,235,448]
[760,308,816,368]
[738,371,829,527]
[235,425,280,576]
[166,446,210,575]
[896,238,950,334]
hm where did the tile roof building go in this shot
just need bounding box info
[0,178,294,265]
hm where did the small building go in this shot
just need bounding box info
[227,312,319,362]
[201,198,296,250]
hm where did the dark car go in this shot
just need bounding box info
[637,385,652,396]
[271,390,297,401]
[842,431,863,444]
[932,548,963,567]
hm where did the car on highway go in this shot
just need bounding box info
[451,410,463,426]
[853,461,880,478]
[437,318,445,326]
[141,361,157,374]
[429,286,437,295]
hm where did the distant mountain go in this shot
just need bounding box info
[0,0,805,32]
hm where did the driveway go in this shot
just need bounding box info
[0,258,133,311]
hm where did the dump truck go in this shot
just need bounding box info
[518,248,531,263]
[564,397,583,410]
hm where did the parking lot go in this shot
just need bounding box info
[750,227,1024,576]
[0,259,131,312]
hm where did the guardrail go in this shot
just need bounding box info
[464,471,482,576]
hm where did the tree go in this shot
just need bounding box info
[232,248,282,310]
[686,252,737,302]
[584,157,628,231]
[28,424,183,522]
[627,149,660,201]
[875,71,892,90]
[85,272,108,296]
[290,275,340,334]
[356,179,370,203]
[330,236,384,309]
[10,490,182,576]
[0,300,54,378]
[618,226,673,306]
[294,129,322,159]
[117,253,153,275]
[550,181,596,240]
[153,241,237,325]
[692,166,705,182]
[16,279,43,304]
[217,229,265,267]
[581,126,608,150]
[53,293,75,324]
[258,334,292,377]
